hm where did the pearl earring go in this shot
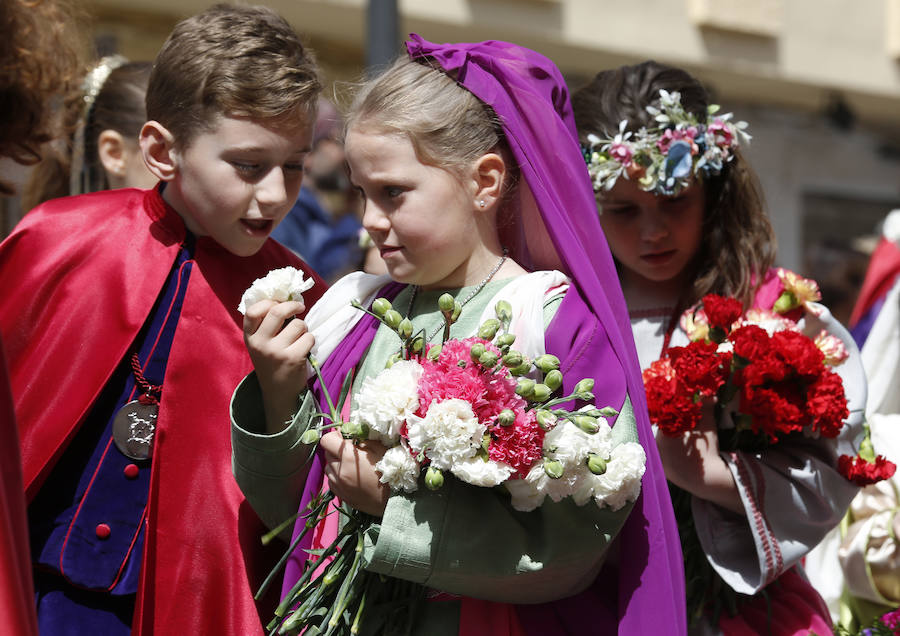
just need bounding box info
[478,200,486,208]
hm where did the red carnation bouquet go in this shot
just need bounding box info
[643,279,895,625]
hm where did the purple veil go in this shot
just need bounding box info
[405,35,686,633]
[282,35,686,635]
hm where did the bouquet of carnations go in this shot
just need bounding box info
[642,270,895,624]
[241,273,646,635]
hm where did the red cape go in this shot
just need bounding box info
[0,187,325,635]
[0,340,37,636]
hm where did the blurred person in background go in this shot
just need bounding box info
[0,0,87,634]
[22,55,156,210]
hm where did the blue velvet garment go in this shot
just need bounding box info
[29,234,195,632]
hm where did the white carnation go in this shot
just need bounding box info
[352,360,423,445]
[407,398,484,471]
[451,457,515,487]
[591,443,646,511]
[543,416,612,470]
[375,443,420,493]
[506,474,546,512]
[238,267,316,314]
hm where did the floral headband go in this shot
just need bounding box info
[582,89,750,196]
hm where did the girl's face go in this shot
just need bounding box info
[596,178,705,298]
[345,126,490,290]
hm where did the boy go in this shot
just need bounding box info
[0,4,324,634]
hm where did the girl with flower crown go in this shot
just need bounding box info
[231,38,686,634]
[572,61,868,634]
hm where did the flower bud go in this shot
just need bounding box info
[477,319,501,341]
[515,378,535,397]
[410,336,425,353]
[425,466,444,490]
[438,293,456,313]
[587,454,608,475]
[509,362,532,376]
[495,300,513,323]
[479,351,499,368]
[426,344,442,361]
[574,415,600,434]
[530,383,552,402]
[300,428,321,445]
[536,409,557,430]
[372,297,392,317]
[596,406,619,418]
[385,352,402,369]
[502,351,524,368]
[470,342,486,363]
[534,354,561,373]
[497,409,516,426]
[398,317,413,339]
[574,378,595,394]
[451,302,462,322]
[544,369,563,391]
[496,333,516,348]
[773,290,798,314]
[543,458,564,479]
[340,420,368,439]
[383,309,402,329]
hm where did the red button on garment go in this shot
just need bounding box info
[96,524,111,540]
[124,464,139,479]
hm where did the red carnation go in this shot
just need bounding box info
[838,454,897,486]
[771,330,824,378]
[731,325,771,361]
[806,370,848,438]
[702,294,744,331]
[669,341,729,397]
[643,358,702,436]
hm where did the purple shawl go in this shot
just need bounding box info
[283,36,686,634]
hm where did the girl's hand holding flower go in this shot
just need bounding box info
[319,430,390,517]
[242,299,314,434]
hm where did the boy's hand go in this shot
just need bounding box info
[320,430,390,517]
[243,299,314,434]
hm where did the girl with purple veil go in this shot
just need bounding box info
[231,35,685,634]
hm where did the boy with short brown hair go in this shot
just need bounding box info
[0,4,324,634]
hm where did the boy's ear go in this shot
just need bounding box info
[139,121,178,182]
[472,151,506,212]
[97,130,127,178]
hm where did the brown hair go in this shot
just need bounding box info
[571,60,776,308]
[0,0,87,195]
[146,3,321,149]
[23,61,152,209]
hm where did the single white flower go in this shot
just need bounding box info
[451,457,515,488]
[407,398,484,471]
[237,267,315,314]
[375,443,420,493]
[506,473,546,512]
[591,443,646,511]
[543,415,613,470]
[353,360,423,445]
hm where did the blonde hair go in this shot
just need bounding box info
[345,57,507,181]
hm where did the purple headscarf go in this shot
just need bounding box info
[406,35,686,633]
[283,35,686,635]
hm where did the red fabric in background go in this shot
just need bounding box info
[0,187,324,635]
[0,340,37,636]
[849,237,900,328]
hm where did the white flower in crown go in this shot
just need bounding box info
[353,360,423,445]
[237,266,316,314]
[741,308,800,335]
[375,442,420,493]
[451,456,515,488]
[406,398,485,471]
